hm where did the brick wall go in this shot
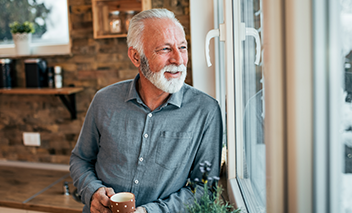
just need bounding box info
[0,0,191,164]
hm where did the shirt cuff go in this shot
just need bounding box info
[82,181,105,209]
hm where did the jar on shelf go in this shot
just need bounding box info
[54,66,63,88]
[109,11,122,34]
[125,11,136,33]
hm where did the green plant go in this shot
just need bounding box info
[9,21,35,34]
[185,161,241,213]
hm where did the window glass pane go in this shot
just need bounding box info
[0,0,69,45]
[235,0,266,212]
[341,0,352,212]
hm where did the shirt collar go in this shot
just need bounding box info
[125,74,184,109]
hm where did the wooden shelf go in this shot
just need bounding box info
[93,33,128,39]
[0,87,84,119]
[92,0,151,39]
[0,87,83,95]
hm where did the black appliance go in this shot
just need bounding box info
[24,59,48,88]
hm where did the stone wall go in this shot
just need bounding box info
[0,0,191,164]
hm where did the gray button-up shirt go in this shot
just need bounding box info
[70,74,223,213]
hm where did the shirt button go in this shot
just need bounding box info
[134,180,139,184]
[144,134,148,138]
[139,157,144,162]
[148,113,152,118]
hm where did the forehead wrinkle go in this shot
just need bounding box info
[151,19,183,39]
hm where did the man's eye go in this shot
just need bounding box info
[162,47,170,51]
[180,46,187,50]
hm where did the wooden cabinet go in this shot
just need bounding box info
[92,0,152,39]
[0,165,83,213]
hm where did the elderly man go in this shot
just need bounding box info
[70,8,223,213]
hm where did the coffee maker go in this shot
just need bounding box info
[24,59,48,88]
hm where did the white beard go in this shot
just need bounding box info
[140,56,187,94]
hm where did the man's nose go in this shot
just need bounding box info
[170,49,184,65]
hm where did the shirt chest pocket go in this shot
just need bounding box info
[155,131,193,170]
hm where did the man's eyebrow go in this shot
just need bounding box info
[155,44,171,50]
[155,40,187,49]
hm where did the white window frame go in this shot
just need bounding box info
[0,0,71,57]
[313,0,343,212]
[0,42,71,57]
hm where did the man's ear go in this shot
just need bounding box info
[128,47,141,67]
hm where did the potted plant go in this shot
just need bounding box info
[9,21,35,55]
[185,161,241,213]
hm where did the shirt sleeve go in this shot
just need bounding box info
[69,96,105,208]
[141,104,224,213]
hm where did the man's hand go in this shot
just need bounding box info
[135,207,147,213]
[90,187,115,213]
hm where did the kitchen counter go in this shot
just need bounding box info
[0,165,84,213]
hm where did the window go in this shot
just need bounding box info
[314,0,352,212]
[340,2,352,212]
[193,0,352,212]
[0,0,70,57]
[233,0,265,212]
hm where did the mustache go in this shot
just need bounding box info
[163,64,187,73]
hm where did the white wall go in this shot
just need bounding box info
[190,0,216,98]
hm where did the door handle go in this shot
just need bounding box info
[205,25,261,67]
[205,24,225,67]
[205,29,219,67]
[245,27,261,65]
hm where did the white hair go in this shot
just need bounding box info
[126,8,185,56]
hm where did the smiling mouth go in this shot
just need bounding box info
[165,70,181,74]
[165,70,181,75]
[164,71,181,78]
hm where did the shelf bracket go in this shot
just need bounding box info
[57,94,77,119]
